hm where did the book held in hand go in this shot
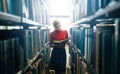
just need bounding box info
[53,39,69,45]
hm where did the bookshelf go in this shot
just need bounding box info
[71,1,120,25]
[70,0,120,74]
[0,12,21,23]
[0,0,50,74]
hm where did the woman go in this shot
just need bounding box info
[49,20,68,74]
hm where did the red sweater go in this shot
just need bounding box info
[50,30,68,45]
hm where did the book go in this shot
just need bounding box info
[6,0,13,14]
[22,0,29,18]
[114,19,120,74]
[53,39,69,45]
[2,0,8,13]
[0,0,3,11]
[12,0,22,16]
[28,0,34,20]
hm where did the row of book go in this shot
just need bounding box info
[0,0,50,24]
[70,25,93,64]
[0,29,49,74]
[69,43,92,74]
[70,18,120,74]
[71,0,119,22]
[94,24,115,74]
[0,38,19,74]
[0,0,22,16]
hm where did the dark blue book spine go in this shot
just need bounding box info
[86,0,92,16]
[75,30,81,50]
[28,30,34,59]
[12,0,22,16]
[0,41,4,74]
[0,0,3,11]
[6,0,13,14]
[114,18,120,74]
[33,30,38,57]
[92,0,99,12]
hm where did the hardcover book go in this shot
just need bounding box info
[53,39,69,45]
[0,0,3,11]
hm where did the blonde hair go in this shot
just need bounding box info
[52,20,60,27]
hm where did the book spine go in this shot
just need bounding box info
[3,40,8,74]
[0,0,3,11]
[93,30,97,73]
[93,0,99,13]
[14,38,21,73]
[6,0,13,14]
[79,27,85,56]
[12,0,22,16]
[76,30,81,51]
[22,0,29,18]
[11,38,16,73]
[28,0,34,20]
[86,0,92,16]
[27,30,33,59]
[33,30,38,57]
[114,18,120,74]
[0,41,4,74]
[84,27,93,64]
[2,0,8,13]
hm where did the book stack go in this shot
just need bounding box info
[0,38,19,74]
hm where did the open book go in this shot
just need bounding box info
[53,39,69,45]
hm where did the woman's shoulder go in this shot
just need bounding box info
[62,30,68,33]
[50,30,57,35]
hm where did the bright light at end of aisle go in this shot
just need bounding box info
[50,0,70,15]
[49,0,71,32]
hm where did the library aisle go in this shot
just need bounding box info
[0,0,120,74]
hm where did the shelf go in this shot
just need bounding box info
[0,12,21,23]
[0,12,47,27]
[22,18,42,26]
[71,1,120,26]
